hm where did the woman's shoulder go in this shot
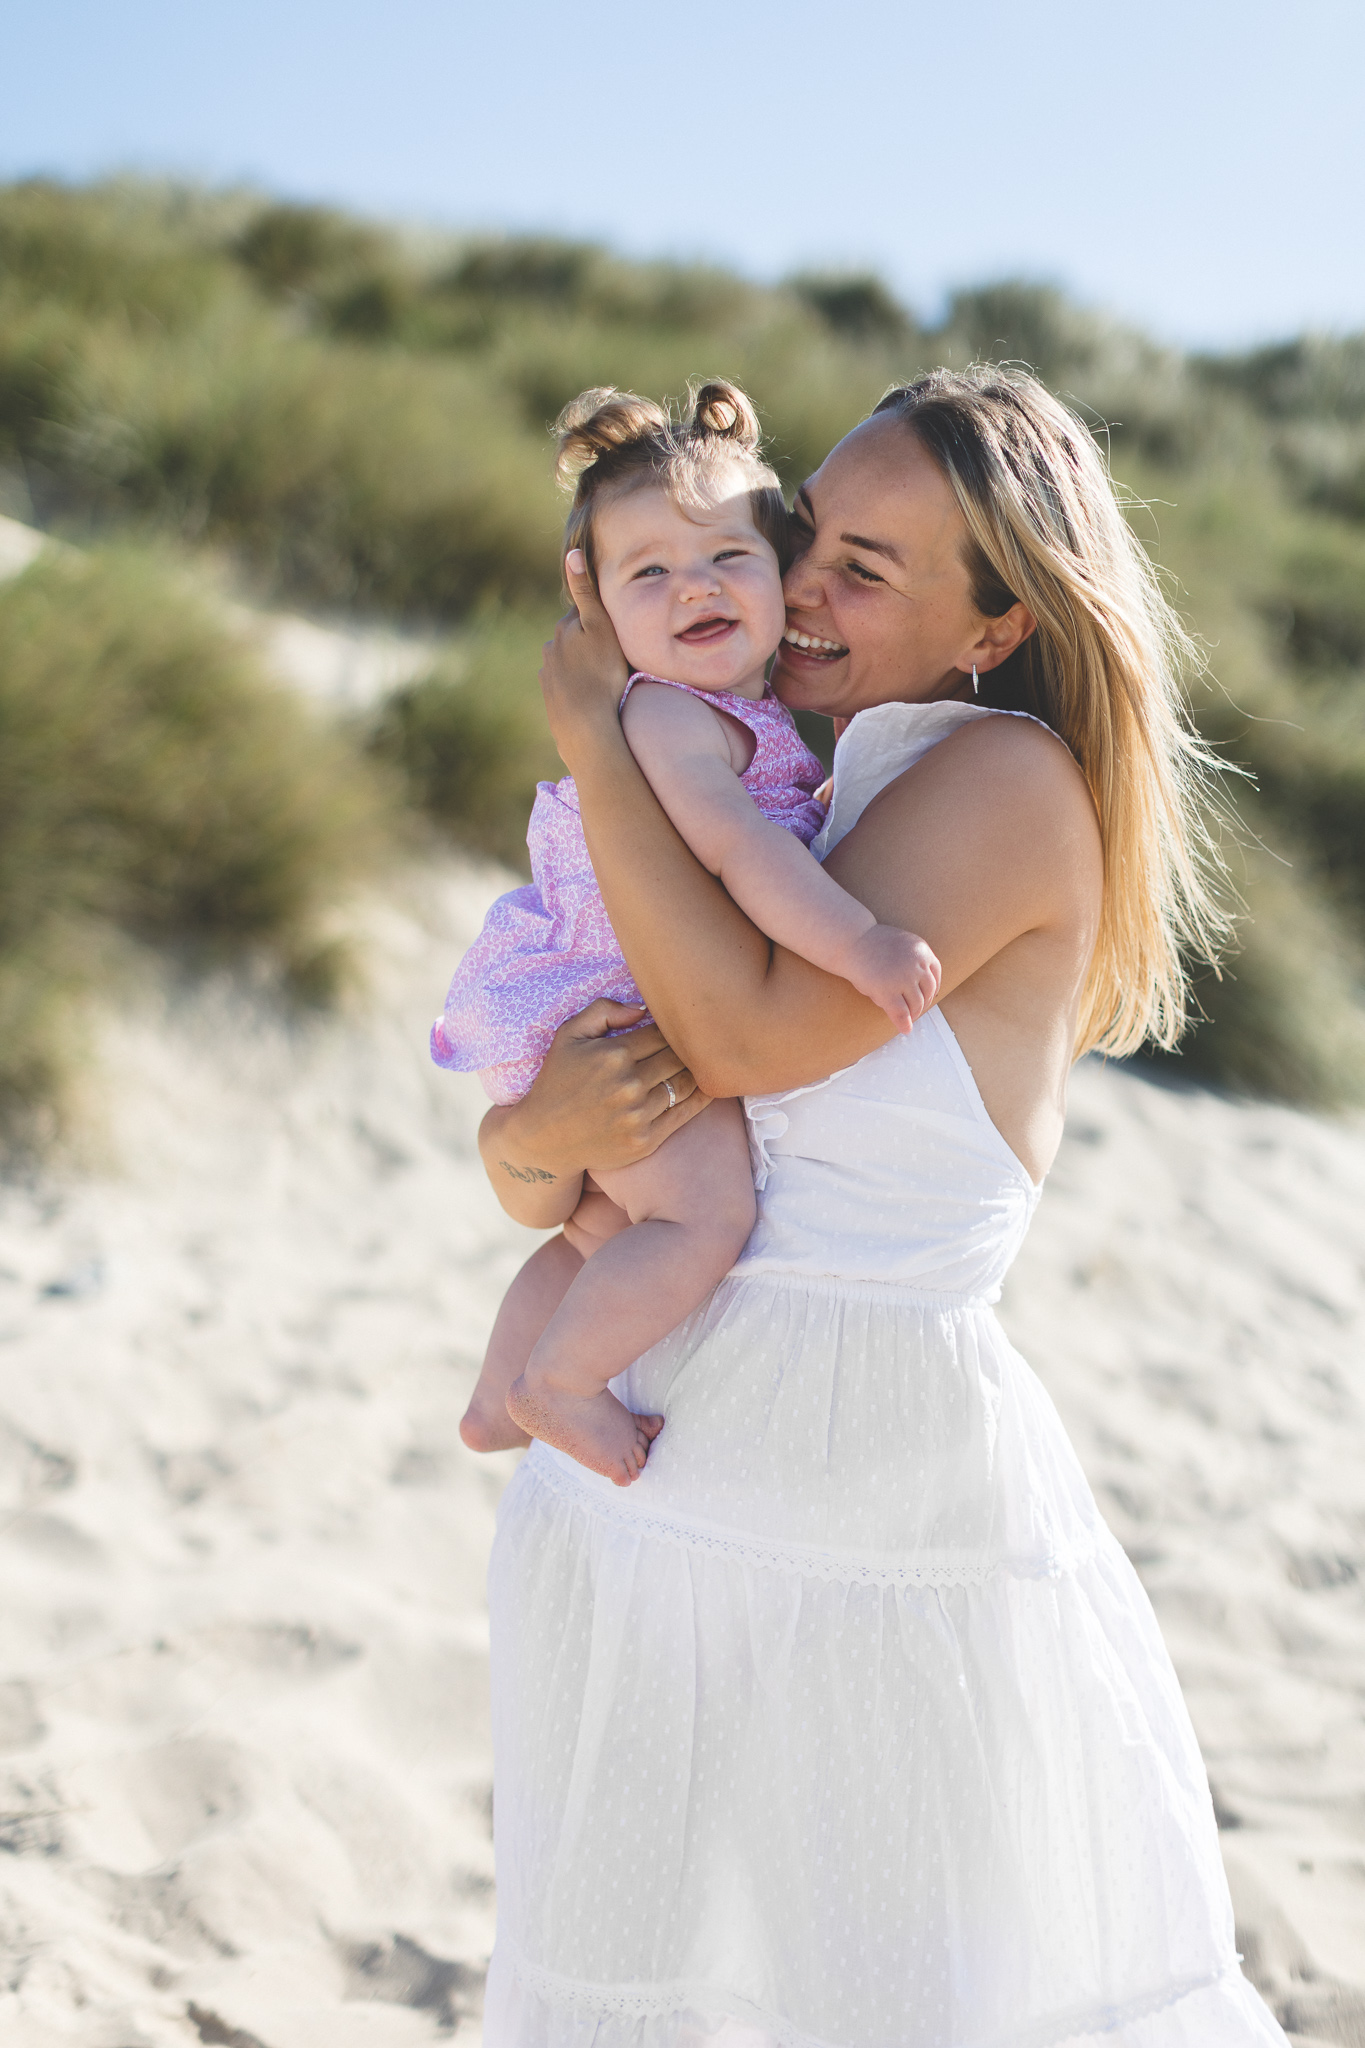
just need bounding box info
[823,699,1092,864]
[925,712,1097,850]
[845,704,1101,911]
[924,705,1092,804]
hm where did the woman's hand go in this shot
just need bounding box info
[539,551,632,776]
[478,999,711,1229]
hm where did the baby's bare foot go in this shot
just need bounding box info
[460,1385,531,1453]
[505,1374,663,1487]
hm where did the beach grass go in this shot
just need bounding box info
[366,610,564,871]
[0,543,396,1138]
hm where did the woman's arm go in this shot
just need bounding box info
[541,559,1100,1102]
[477,999,709,1227]
[622,682,939,1030]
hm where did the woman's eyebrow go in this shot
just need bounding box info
[840,531,903,566]
[795,486,902,567]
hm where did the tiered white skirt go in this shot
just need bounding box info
[484,1274,1286,2047]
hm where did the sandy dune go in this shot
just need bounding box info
[0,511,442,713]
[999,1063,1365,2042]
[0,856,1361,2046]
[0,865,523,2047]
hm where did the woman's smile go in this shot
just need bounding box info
[779,623,849,663]
[771,620,851,703]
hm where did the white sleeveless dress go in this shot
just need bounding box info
[482,702,1288,2047]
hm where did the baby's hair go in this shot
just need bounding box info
[554,379,790,582]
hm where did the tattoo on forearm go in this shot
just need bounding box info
[499,1159,557,1184]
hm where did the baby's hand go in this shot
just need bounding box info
[841,924,942,1034]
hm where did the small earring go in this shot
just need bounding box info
[971,663,979,696]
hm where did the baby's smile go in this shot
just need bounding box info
[676,613,740,646]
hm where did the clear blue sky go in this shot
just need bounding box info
[5,0,1362,350]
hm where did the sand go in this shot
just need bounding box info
[0,864,528,2047]
[998,1065,1365,2043]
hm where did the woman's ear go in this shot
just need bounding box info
[972,600,1037,675]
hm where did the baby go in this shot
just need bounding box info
[433,380,940,1485]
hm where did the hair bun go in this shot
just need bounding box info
[686,379,762,450]
[554,387,671,489]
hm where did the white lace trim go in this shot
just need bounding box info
[501,1941,840,2048]
[501,1938,1243,2048]
[524,1447,1099,1590]
[719,1265,1002,1308]
[981,1963,1242,2048]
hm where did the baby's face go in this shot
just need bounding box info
[592,478,787,696]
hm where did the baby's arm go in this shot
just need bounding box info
[621,684,939,1031]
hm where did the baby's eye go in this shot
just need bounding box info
[632,564,667,579]
[713,549,750,563]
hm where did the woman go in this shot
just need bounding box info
[477,369,1287,2045]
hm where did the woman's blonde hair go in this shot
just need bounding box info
[554,379,789,582]
[873,365,1232,1059]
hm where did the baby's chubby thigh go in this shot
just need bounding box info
[561,1177,633,1261]
[592,1097,757,1254]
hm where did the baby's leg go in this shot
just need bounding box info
[461,1236,583,1452]
[460,1184,634,1452]
[506,1099,756,1485]
[561,1174,634,1262]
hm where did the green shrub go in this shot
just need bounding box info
[0,178,231,329]
[789,274,915,345]
[1195,334,1365,422]
[366,612,562,870]
[231,201,387,296]
[1163,844,1365,1104]
[445,237,604,310]
[6,306,563,610]
[0,546,395,1135]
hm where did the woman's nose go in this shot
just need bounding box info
[782,549,823,609]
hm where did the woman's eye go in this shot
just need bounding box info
[845,559,884,585]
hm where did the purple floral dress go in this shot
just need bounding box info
[431,674,827,1104]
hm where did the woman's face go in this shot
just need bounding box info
[772,414,1017,721]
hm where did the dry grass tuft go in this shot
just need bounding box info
[0,545,395,1138]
